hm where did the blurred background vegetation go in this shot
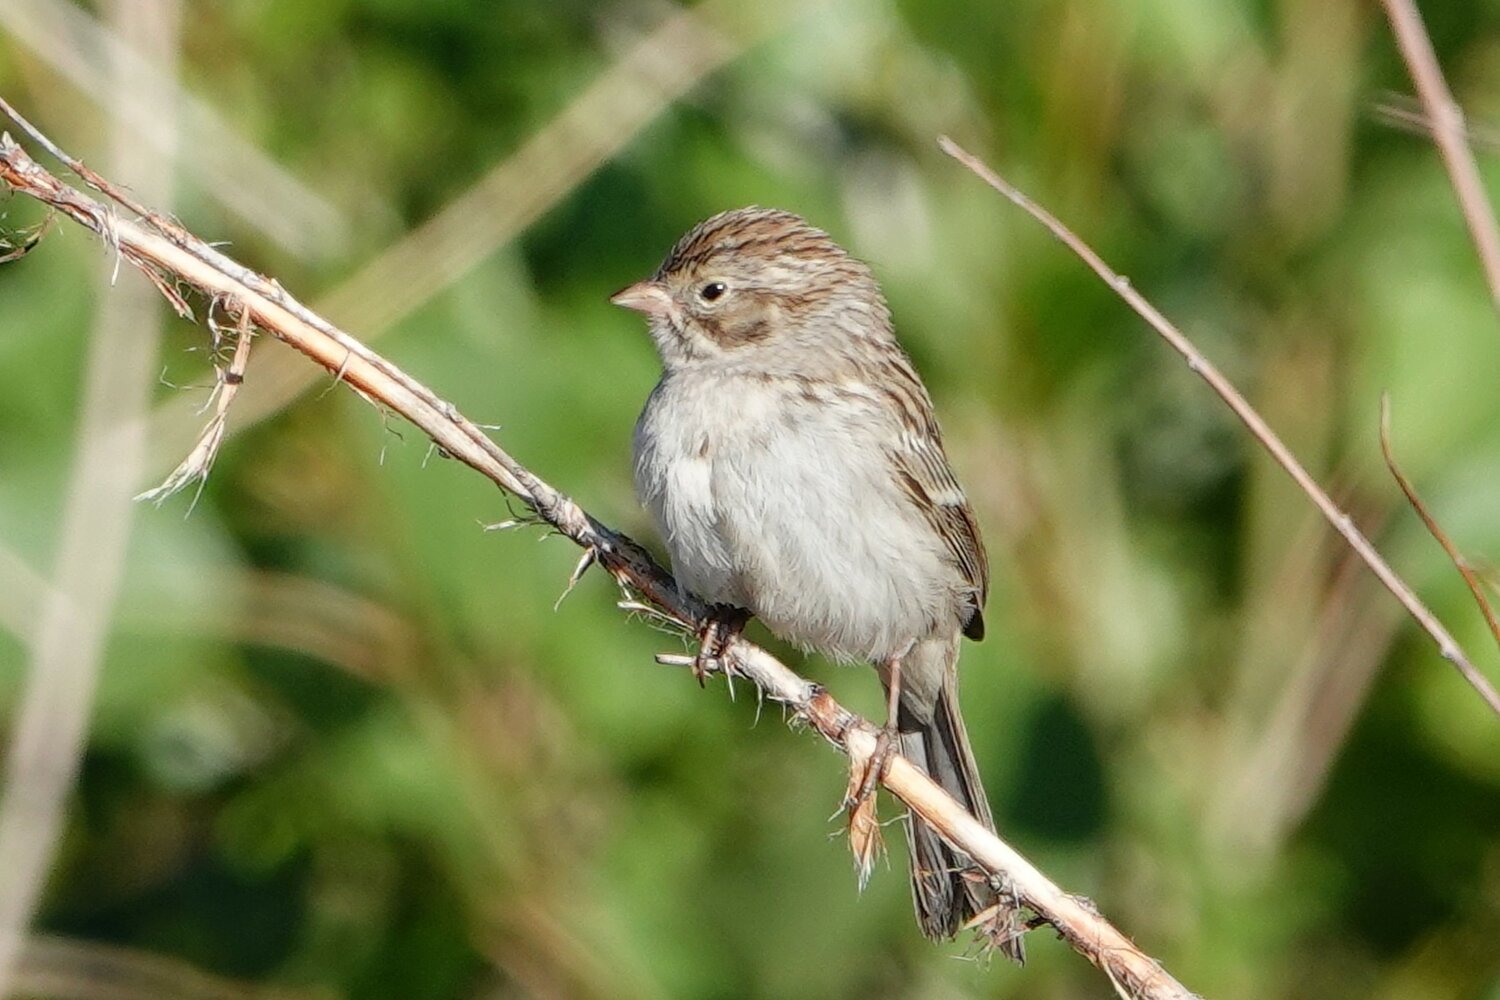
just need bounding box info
[1,0,1499,997]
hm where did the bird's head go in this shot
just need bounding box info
[611,206,892,370]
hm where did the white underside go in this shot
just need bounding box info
[633,367,967,666]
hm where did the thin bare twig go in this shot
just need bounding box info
[1378,0,1500,322]
[0,124,1196,1000]
[1379,395,1500,655]
[938,135,1500,719]
[1372,93,1500,154]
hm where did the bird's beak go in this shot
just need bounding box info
[610,280,674,317]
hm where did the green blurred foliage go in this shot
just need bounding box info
[2,0,1500,997]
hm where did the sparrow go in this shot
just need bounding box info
[612,206,1022,957]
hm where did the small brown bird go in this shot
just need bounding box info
[613,207,1022,957]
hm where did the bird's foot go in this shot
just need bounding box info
[850,650,904,807]
[847,723,897,811]
[692,604,749,686]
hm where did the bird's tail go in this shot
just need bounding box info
[895,677,1026,961]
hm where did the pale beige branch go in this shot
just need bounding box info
[0,124,1197,1000]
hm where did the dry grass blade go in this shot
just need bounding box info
[1379,395,1500,656]
[1379,0,1500,322]
[939,135,1500,720]
[0,118,1198,1000]
[0,3,183,993]
[137,301,254,504]
[0,218,49,263]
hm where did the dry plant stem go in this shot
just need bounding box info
[1372,95,1500,155]
[0,6,181,993]
[1379,397,1500,654]
[939,136,1500,720]
[137,303,254,503]
[0,135,1196,1000]
[1378,0,1500,320]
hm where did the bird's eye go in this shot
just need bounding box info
[699,281,727,302]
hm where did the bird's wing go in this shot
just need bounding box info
[872,356,989,640]
[891,431,989,639]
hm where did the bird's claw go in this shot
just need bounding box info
[692,604,749,687]
[846,724,896,813]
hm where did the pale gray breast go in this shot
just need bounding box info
[636,369,966,662]
[632,374,741,606]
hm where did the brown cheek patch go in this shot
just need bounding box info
[699,303,775,347]
[724,317,772,344]
[696,315,727,344]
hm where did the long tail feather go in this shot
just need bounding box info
[896,679,1025,961]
